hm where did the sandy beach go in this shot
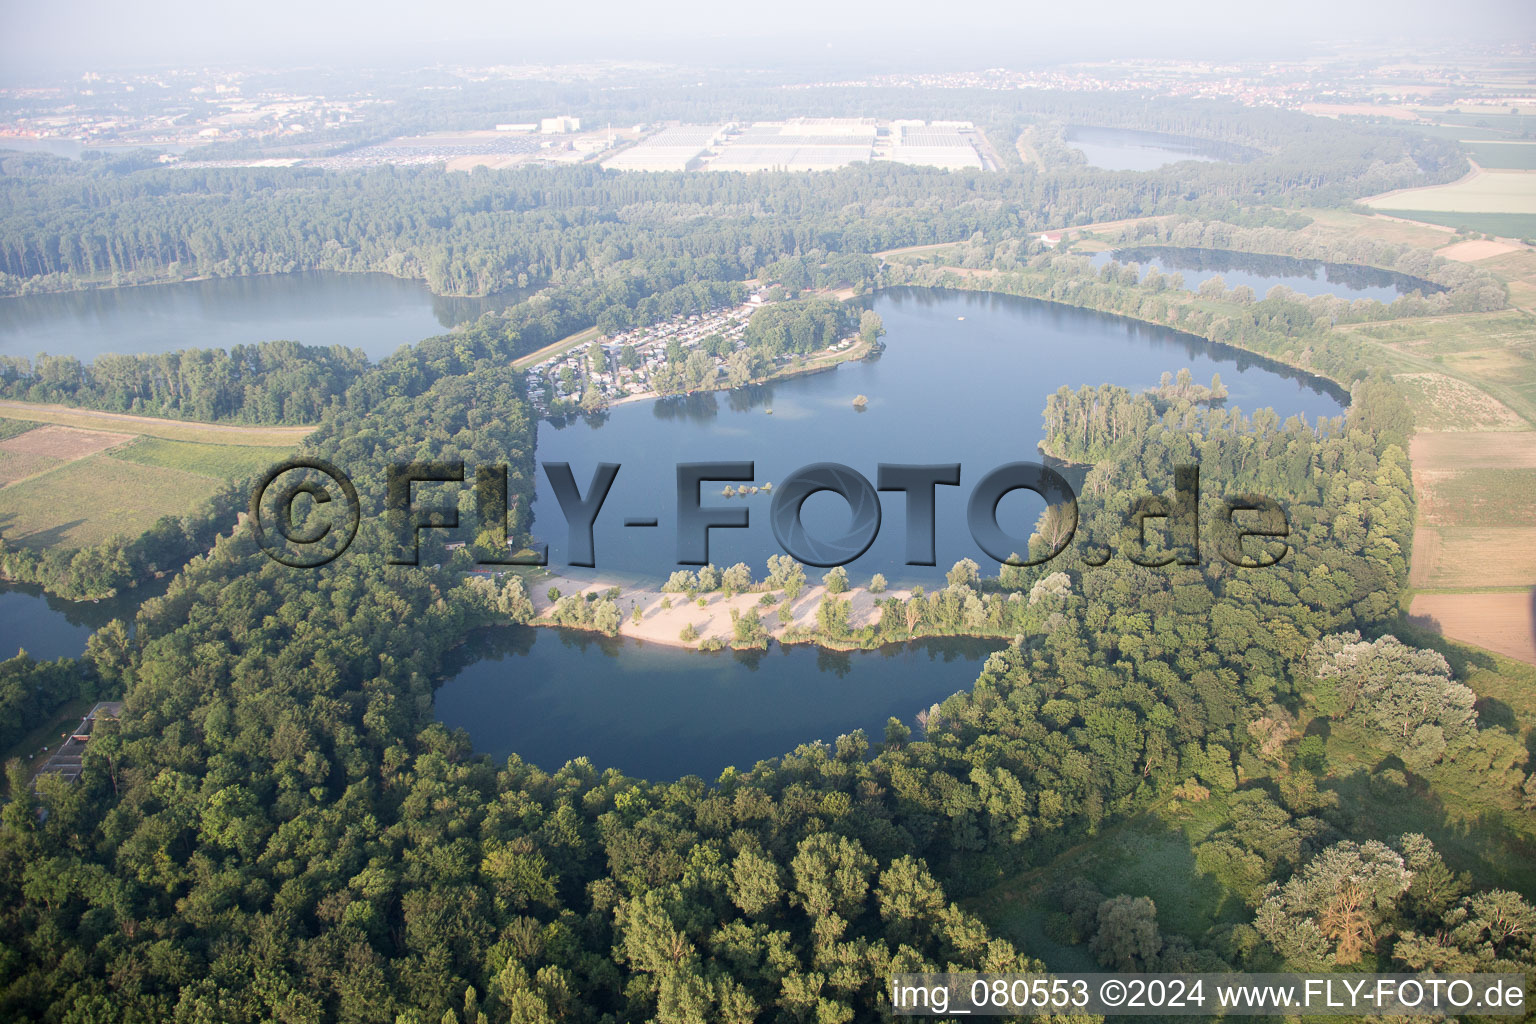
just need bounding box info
[526,572,910,650]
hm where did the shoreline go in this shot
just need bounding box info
[525,571,910,652]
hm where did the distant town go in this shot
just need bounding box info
[4,48,1530,172]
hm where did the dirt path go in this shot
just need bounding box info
[0,400,312,446]
[512,326,600,371]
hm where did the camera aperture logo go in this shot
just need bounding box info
[249,458,1290,571]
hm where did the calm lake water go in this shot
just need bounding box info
[528,287,1346,585]
[1065,126,1241,171]
[0,279,1348,781]
[1090,247,1445,304]
[435,626,998,780]
[0,577,169,662]
[0,272,526,362]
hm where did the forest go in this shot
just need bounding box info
[0,100,1461,303]
[2,329,1531,1021]
[0,89,1531,1022]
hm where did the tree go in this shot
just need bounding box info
[766,555,805,599]
[790,833,876,922]
[721,563,752,595]
[1254,840,1412,967]
[858,310,885,345]
[1308,633,1476,761]
[588,341,607,374]
[946,558,980,589]
[593,599,622,636]
[728,848,782,917]
[868,573,886,594]
[816,596,850,638]
[823,566,849,594]
[1090,895,1163,971]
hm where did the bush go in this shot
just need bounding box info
[1297,735,1328,773]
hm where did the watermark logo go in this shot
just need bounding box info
[249,459,1289,570]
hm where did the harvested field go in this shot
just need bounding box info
[1299,207,1455,248]
[1437,238,1522,262]
[108,436,292,480]
[1412,431,1536,470]
[1409,433,1536,590]
[1299,103,1422,120]
[1394,373,1527,431]
[1409,526,1536,590]
[1409,591,1536,666]
[0,424,134,461]
[0,452,62,486]
[0,400,314,447]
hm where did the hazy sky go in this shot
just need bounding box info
[1,0,1531,75]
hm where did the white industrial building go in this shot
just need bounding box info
[887,123,983,170]
[601,119,988,174]
[602,125,726,171]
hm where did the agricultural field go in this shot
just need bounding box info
[1338,309,1536,427]
[1374,210,1536,239]
[0,420,294,551]
[0,399,313,447]
[108,436,288,480]
[1409,592,1536,665]
[1460,245,1536,306]
[1299,207,1455,248]
[1464,141,1536,170]
[1394,373,1526,431]
[1406,432,1536,617]
[0,417,36,441]
[0,456,220,549]
[1364,168,1536,216]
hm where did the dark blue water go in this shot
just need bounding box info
[0,577,169,662]
[435,625,998,779]
[528,287,1346,586]
[1090,247,1445,304]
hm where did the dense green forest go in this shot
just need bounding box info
[3,331,1531,1020]
[0,86,1531,1022]
[0,100,1461,302]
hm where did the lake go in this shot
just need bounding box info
[0,272,528,362]
[435,626,998,780]
[1065,126,1245,171]
[0,576,169,662]
[527,287,1347,585]
[436,287,1346,779]
[0,281,1349,782]
[1090,247,1446,303]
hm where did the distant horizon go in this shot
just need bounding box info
[2,0,1532,80]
